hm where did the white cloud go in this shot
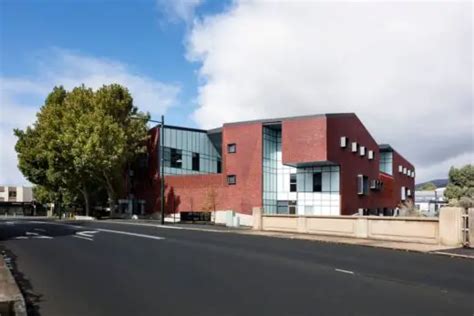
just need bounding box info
[156,0,203,24]
[0,49,180,186]
[187,0,473,182]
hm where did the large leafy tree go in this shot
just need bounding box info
[444,164,474,202]
[15,84,149,215]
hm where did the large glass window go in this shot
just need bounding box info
[379,151,393,175]
[161,127,222,175]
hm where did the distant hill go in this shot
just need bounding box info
[415,178,448,190]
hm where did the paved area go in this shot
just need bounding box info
[0,219,473,316]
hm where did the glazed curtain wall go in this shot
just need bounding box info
[161,127,221,175]
[263,127,340,216]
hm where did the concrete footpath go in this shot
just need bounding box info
[0,253,26,316]
[98,219,474,259]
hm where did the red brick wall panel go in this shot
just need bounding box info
[282,117,327,165]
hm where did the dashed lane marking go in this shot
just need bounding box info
[335,268,355,275]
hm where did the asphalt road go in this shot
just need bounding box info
[0,219,473,316]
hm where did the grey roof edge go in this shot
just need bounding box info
[222,112,356,127]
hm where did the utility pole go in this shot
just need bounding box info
[160,115,165,225]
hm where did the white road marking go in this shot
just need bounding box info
[34,235,53,239]
[14,236,28,240]
[73,235,93,241]
[26,231,39,236]
[335,268,354,275]
[96,228,165,240]
[76,231,98,238]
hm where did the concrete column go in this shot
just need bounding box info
[252,207,262,230]
[355,217,368,238]
[439,207,463,246]
[297,216,307,233]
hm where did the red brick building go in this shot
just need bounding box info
[129,113,415,217]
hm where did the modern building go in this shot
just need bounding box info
[415,187,447,217]
[0,186,35,215]
[128,113,415,219]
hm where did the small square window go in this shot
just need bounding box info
[340,136,348,148]
[403,167,407,174]
[227,143,236,153]
[351,142,358,152]
[227,175,236,185]
[398,165,403,173]
[368,150,374,160]
[359,146,366,156]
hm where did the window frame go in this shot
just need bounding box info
[290,174,297,192]
[312,172,322,192]
[227,175,236,185]
[192,152,200,171]
[227,143,237,154]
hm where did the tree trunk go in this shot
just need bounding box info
[80,186,90,217]
[103,172,117,214]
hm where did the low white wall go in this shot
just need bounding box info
[214,210,253,227]
[260,214,440,244]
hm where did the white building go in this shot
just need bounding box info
[0,186,33,202]
[415,187,447,217]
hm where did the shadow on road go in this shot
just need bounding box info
[1,249,43,316]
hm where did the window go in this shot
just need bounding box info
[288,201,297,214]
[340,136,348,148]
[403,167,407,174]
[227,175,236,185]
[398,165,403,173]
[8,190,16,198]
[368,150,374,160]
[290,174,297,192]
[277,200,288,214]
[170,148,182,168]
[217,160,222,173]
[357,174,369,195]
[163,147,182,169]
[379,152,393,175]
[351,142,358,152]
[401,186,406,200]
[192,153,200,171]
[313,172,322,192]
[227,143,236,153]
[359,146,366,156]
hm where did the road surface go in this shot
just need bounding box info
[0,219,473,316]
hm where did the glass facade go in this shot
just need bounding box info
[161,127,221,175]
[262,126,340,215]
[379,151,393,175]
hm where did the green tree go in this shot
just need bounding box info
[444,164,474,203]
[15,84,149,216]
[418,182,437,191]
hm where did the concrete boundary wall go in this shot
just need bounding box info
[254,207,464,246]
[0,256,26,316]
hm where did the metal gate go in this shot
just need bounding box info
[461,208,474,248]
[462,208,474,248]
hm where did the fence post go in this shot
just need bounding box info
[439,207,463,246]
[252,207,262,230]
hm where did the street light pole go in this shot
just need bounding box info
[160,115,165,225]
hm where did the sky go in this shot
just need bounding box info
[0,0,472,186]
